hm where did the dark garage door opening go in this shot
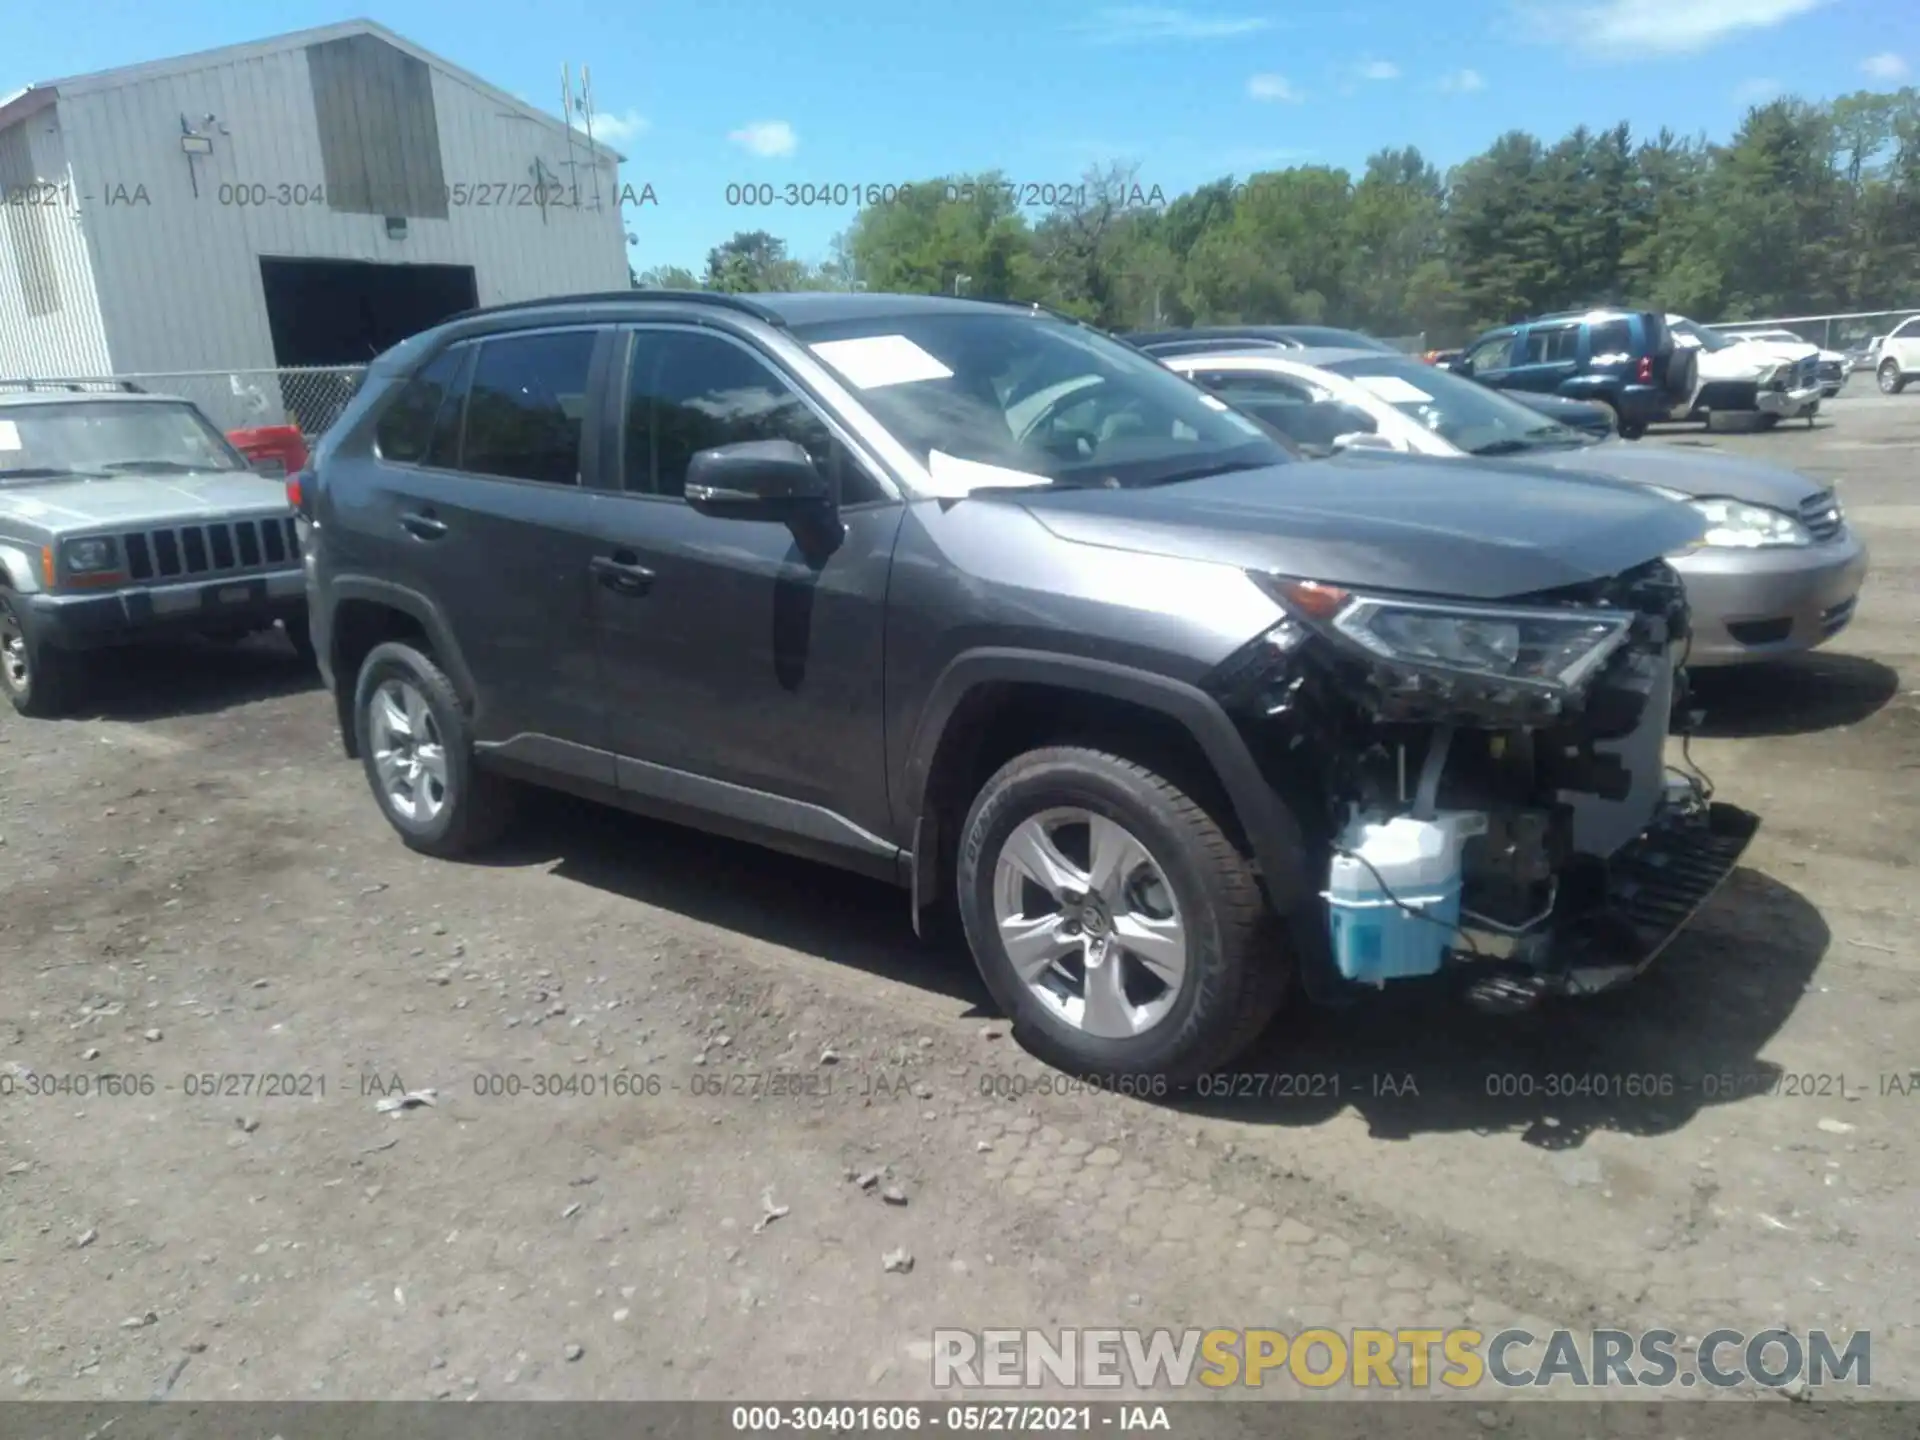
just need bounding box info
[260,256,477,366]
[258,257,478,433]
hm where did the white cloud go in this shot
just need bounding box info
[1862,51,1910,80]
[574,109,648,144]
[1246,73,1303,102]
[1357,59,1401,80]
[1076,7,1274,43]
[728,120,797,158]
[1437,67,1485,92]
[1529,0,1829,56]
[1733,76,1783,104]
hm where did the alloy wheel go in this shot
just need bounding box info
[367,678,449,823]
[0,609,29,697]
[990,807,1188,1038]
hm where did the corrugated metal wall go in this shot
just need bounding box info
[53,34,630,376]
[0,111,114,376]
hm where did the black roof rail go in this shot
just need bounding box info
[0,377,146,393]
[446,289,788,326]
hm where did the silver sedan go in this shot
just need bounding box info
[1162,347,1868,666]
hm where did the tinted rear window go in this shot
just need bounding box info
[1589,320,1632,359]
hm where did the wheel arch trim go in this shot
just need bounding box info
[0,544,45,595]
[901,648,1320,924]
[324,576,478,706]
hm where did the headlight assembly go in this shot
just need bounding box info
[1253,575,1634,697]
[62,537,120,573]
[1688,498,1811,548]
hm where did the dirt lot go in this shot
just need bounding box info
[2,392,1916,1408]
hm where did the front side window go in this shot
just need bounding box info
[620,330,885,504]
[789,311,1289,491]
[0,400,247,481]
[1462,332,1514,371]
[460,331,596,486]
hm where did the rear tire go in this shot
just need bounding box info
[1880,359,1907,395]
[352,641,516,857]
[956,745,1289,1084]
[0,592,82,719]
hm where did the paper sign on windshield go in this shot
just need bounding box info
[0,420,20,452]
[1350,375,1433,405]
[923,450,1053,499]
[810,335,954,390]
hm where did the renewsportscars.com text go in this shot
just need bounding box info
[931,1327,1871,1391]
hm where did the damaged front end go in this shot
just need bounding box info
[1206,558,1758,1012]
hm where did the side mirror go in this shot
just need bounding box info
[685,439,832,518]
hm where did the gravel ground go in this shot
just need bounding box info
[1,391,1915,1408]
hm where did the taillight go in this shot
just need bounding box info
[1636,355,1653,384]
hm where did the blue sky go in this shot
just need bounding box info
[7,0,1916,273]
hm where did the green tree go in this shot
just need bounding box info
[635,263,701,289]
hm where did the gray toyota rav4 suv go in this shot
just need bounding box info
[303,290,1759,1083]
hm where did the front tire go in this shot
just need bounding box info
[352,641,515,856]
[0,593,82,719]
[956,746,1289,1083]
[1880,359,1907,395]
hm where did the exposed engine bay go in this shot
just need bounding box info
[1210,558,1759,1009]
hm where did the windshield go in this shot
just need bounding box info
[1322,354,1594,456]
[0,400,248,481]
[790,311,1291,490]
[1669,317,1733,352]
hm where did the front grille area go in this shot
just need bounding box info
[1798,489,1844,543]
[121,516,298,582]
[1792,356,1818,389]
[1818,359,1845,386]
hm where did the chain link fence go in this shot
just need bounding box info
[7,367,370,439]
[1706,309,1919,364]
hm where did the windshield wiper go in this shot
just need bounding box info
[0,466,94,480]
[97,459,219,474]
[1468,426,1579,457]
[1132,458,1274,489]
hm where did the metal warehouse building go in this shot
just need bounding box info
[0,19,630,427]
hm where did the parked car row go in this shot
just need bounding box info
[1,289,1864,1087]
[1431,308,1829,436]
[1140,342,1866,666]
